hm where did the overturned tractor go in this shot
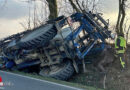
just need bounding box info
[0,11,112,80]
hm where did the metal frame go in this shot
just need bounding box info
[57,12,111,60]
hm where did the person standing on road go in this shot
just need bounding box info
[115,34,126,69]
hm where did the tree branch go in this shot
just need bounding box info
[68,0,81,13]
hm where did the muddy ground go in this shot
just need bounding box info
[69,45,130,90]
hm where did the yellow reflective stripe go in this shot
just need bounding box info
[117,50,125,53]
[120,57,125,68]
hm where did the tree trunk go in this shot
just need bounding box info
[75,0,83,12]
[120,0,126,35]
[46,0,58,19]
[116,0,127,36]
[116,0,121,34]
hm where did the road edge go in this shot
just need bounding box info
[0,70,82,90]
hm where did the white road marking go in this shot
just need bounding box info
[0,70,82,90]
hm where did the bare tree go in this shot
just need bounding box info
[116,0,127,36]
[19,0,101,30]
[68,0,81,12]
[27,0,31,29]
[126,25,130,44]
[68,0,100,13]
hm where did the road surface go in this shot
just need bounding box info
[0,71,82,90]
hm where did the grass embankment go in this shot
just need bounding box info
[69,45,130,90]
[4,70,102,90]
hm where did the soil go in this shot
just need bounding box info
[69,45,130,90]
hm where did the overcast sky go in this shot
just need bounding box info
[0,0,129,39]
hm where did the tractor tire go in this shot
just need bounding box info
[39,60,74,80]
[17,24,57,49]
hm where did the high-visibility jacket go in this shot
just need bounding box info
[115,36,126,53]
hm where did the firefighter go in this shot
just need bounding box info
[115,34,126,69]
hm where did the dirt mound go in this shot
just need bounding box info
[69,46,130,90]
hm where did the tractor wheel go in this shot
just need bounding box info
[39,60,74,80]
[17,24,57,49]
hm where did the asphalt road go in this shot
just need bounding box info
[0,71,82,90]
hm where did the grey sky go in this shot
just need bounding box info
[0,0,28,20]
[99,0,118,12]
[0,0,119,20]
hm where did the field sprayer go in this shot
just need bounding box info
[0,11,112,80]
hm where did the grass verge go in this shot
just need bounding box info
[4,70,103,90]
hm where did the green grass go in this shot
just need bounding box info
[4,70,103,90]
